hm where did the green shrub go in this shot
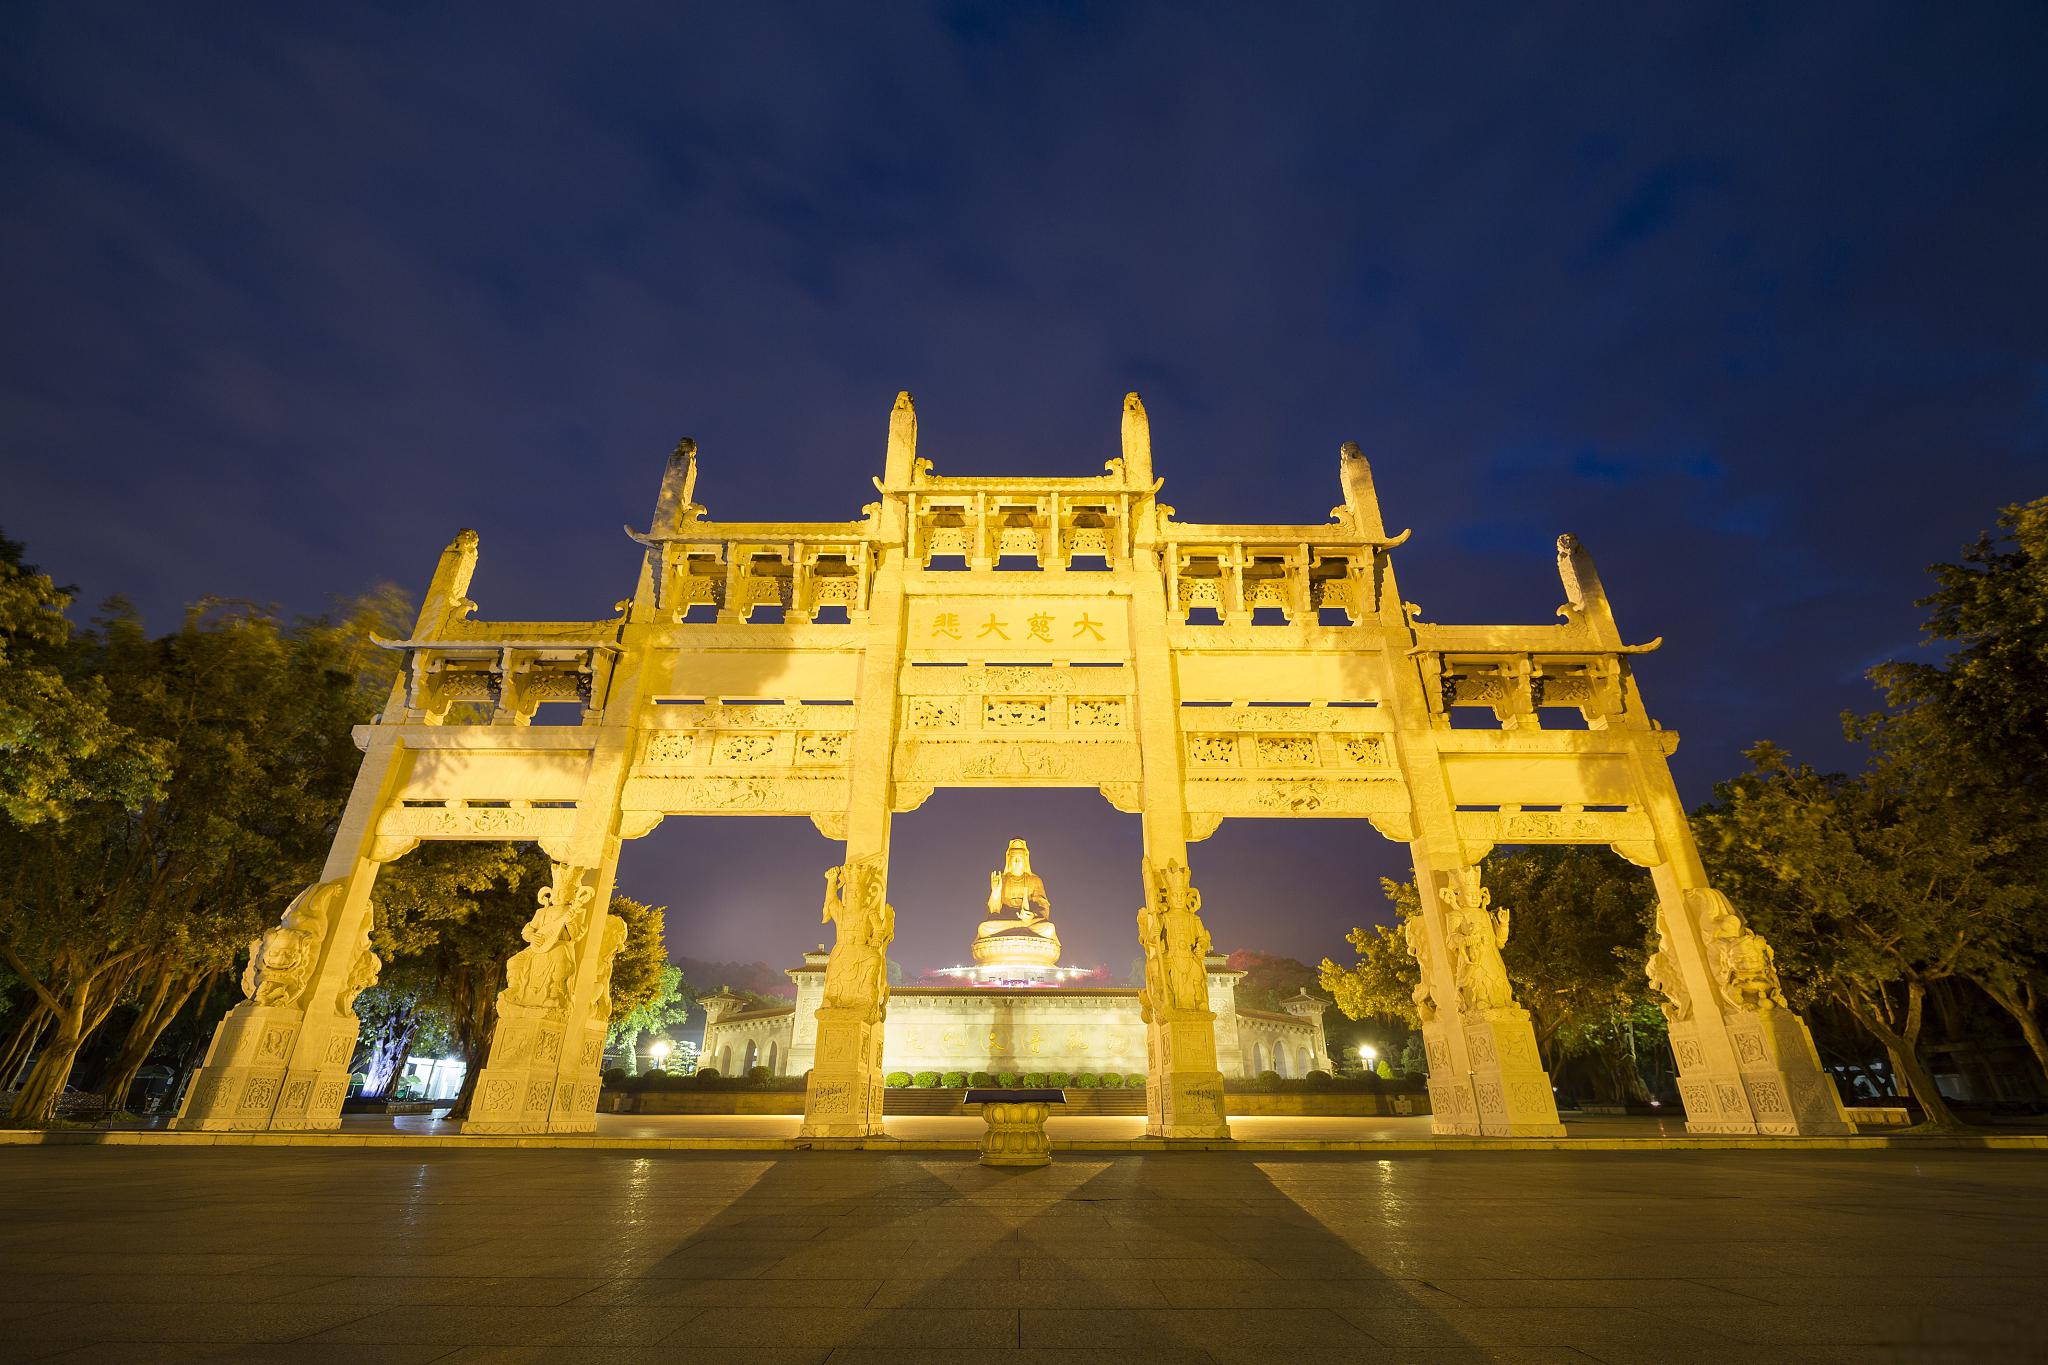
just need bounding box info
[996,1071,1021,1088]
[1044,1071,1071,1088]
[1123,1073,1148,1089]
[885,1072,913,1088]
[1305,1069,1333,1084]
[601,1067,629,1086]
[1015,1072,1042,1088]
[969,1071,995,1088]
[748,1066,773,1084]
[1069,1072,1098,1089]
[694,1067,721,1083]
[941,1071,968,1088]
[913,1071,942,1088]
[1255,1070,1282,1089]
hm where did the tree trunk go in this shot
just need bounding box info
[1844,980,1964,1130]
[617,1027,641,1076]
[9,999,87,1123]
[1972,974,2048,1087]
[1,1005,50,1089]
[443,970,498,1122]
[97,968,205,1116]
[357,1002,423,1102]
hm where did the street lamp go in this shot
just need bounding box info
[1358,1043,1377,1074]
[648,1039,673,1071]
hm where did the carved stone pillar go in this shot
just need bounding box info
[176,734,407,1132]
[1136,854,1231,1139]
[799,852,894,1138]
[1646,869,1853,1136]
[1405,858,1565,1137]
[462,860,626,1135]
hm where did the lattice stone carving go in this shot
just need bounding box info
[1068,698,1124,729]
[643,733,695,765]
[1338,735,1386,767]
[1254,736,1318,767]
[984,698,1048,728]
[906,698,962,729]
[714,734,777,764]
[796,731,848,763]
[1187,735,1238,765]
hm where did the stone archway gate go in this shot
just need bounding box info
[177,394,1852,1140]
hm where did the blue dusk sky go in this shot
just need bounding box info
[4,5,2043,974]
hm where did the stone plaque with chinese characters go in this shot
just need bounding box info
[907,597,1127,657]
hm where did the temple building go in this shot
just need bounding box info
[699,837,1336,1080]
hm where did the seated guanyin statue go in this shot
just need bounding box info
[974,837,1062,967]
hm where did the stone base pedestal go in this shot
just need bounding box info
[1673,1009,1854,1136]
[462,1003,574,1135]
[800,1006,886,1138]
[1144,1009,1231,1139]
[175,1003,356,1132]
[1424,1007,1564,1137]
[978,1100,1053,1167]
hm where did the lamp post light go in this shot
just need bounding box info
[648,1039,673,1072]
[1358,1043,1377,1076]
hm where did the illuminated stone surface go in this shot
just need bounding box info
[178,391,1851,1142]
[1,1147,2044,1361]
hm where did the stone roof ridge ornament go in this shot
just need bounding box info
[883,390,919,486]
[1330,440,1412,545]
[623,437,706,545]
[1554,532,1663,653]
[383,529,479,641]
[1121,390,1154,487]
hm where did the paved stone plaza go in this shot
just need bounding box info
[1,1148,2044,1363]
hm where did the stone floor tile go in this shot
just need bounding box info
[29,1345,460,1365]
[668,1307,1018,1348]
[826,1350,1214,1365]
[278,1275,612,1306]
[304,1304,683,1347]
[432,1351,830,1365]
[1655,1301,2037,1346]
[865,1275,1167,1308]
[1019,1305,1376,1350]
[571,1277,884,1307]
[0,1273,342,1305]
[1424,1277,1765,1308]
[1,1302,382,1347]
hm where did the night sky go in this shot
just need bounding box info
[5,6,2044,980]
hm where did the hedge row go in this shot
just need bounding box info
[604,1067,806,1093]
[1221,1069,1428,1094]
[882,1071,1147,1090]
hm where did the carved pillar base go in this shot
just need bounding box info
[799,1006,885,1138]
[175,1003,359,1132]
[461,1002,572,1135]
[1426,1007,1563,1137]
[1145,1008,1230,1139]
[1672,1009,1853,1136]
[978,1100,1053,1167]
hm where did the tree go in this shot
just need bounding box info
[1225,950,1320,1012]
[1318,878,1422,1027]
[370,842,551,1120]
[610,963,693,1074]
[1481,846,1657,1094]
[1873,497,2048,799]
[1,590,403,1121]
[602,894,675,1072]
[1696,743,2031,1129]
[1865,498,2048,1082]
[1321,857,1659,1103]
[0,533,167,830]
